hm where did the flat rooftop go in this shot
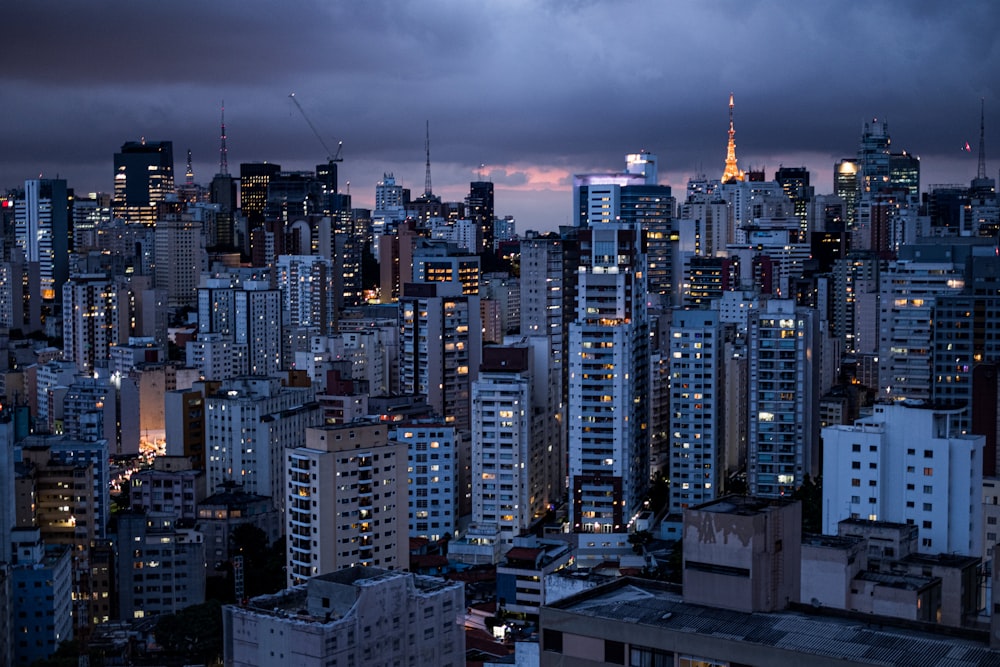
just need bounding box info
[548,579,1000,666]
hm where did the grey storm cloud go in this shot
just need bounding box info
[2,0,998,230]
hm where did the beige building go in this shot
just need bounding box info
[285,421,408,587]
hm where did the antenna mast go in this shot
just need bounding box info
[219,100,229,176]
[424,120,432,197]
[978,98,987,181]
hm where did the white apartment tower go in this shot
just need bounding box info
[747,298,819,498]
[567,224,650,533]
[154,214,204,307]
[285,422,408,587]
[62,274,131,374]
[205,376,319,506]
[668,309,725,513]
[822,402,983,557]
[276,254,337,334]
[472,339,560,545]
[878,246,965,400]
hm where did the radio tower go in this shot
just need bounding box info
[424,120,433,197]
[977,98,987,181]
[219,100,229,176]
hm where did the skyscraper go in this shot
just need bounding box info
[239,162,281,229]
[747,298,819,497]
[467,180,494,252]
[112,140,174,226]
[567,223,650,532]
[15,178,70,301]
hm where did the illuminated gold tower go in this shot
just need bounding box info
[722,93,745,183]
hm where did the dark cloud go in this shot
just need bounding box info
[2,1,998,231]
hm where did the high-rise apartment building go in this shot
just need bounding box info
[62,274,131,374]
[276,254,337,334]
[567,223,650,532]
[393,420,458,541]
[467,180,494,252]
[205,376,320,505]
[878,244,966,400]
[746,299,819,498]
[668,309,725,513]
[472,341,560,545]
[285,422,408,586]
[154,213,204,307]
[113,140,174,226]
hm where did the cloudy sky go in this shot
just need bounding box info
[3,1,997,232]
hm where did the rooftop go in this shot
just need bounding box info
[547,579,1000,666]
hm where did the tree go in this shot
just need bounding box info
[793,474,822,534]
[628,530,653,555]
[154,599,223,663]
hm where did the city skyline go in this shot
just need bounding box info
[3,1,998,232]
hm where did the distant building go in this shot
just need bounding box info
[113,140,174,226]
[224,567,465,667]
[115,512,205,620]
[10,529,72,667]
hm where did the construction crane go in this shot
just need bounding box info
[288,92,343,162]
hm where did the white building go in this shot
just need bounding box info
[224,567,465,667]
[62,274,131,374]
[154,214,205,307]
[276,254,337,334]
[567,224,650,532]
[878,248,965,400]
[206,376,319,505]
[472,338,560,546]
[285,423,408,587]
[822,402,984,557]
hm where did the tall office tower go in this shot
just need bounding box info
[399,280,481,433]
[878,244,966,400]
[116,512,206,619]
[747,299,819,498]
[276,254,337,334]
[889,151,921,203]
[154,213,204,307]
[472,340,560,546]
[210,175,237,248]
[412,239,481,295]
[930,252,1000,431]
[15,178,70,301]
[775,166,812,230]
[467,180,494,252]
[71,192,111,251]
[112,140,174,226]
[62,274,131,374]
[264,170,326,224]
[831,252,880,356]
[822,402,983,556]
[0,248,41,333]
[392,420,458,541]
[835,159,860,229]
[722,93,745,183]
[857,119,891,199]
[567,224,650,533]
[668,309,725,514]
[285,422,408,586]
[205,377,319,507]
[239,162,281,229]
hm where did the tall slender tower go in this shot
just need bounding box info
[424,120,433,198]
[219,100,229,176]
[722,93,745,183]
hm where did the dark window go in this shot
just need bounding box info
[543,629,563,653]
[604,640,625,664]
